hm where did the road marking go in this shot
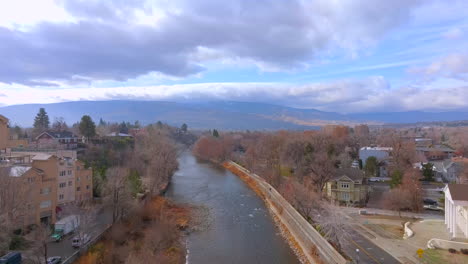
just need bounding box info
[348,238,381,264]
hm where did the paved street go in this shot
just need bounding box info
[47,206,112,261]
[344,229,400,264]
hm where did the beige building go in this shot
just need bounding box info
[75,160,93,203]
[1,151,93,227]
[0,115,28,151]
[325,168,369,206]
[1,154,59,226]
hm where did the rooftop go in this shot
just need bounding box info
[37,130,78,139]
[8,166,31,177]
[333,168,365,182]
[360,146,393,151]
[32,153,53,161]
[447,184,468,201]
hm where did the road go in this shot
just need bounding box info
[344,229,400,264]
[47,205,112,261]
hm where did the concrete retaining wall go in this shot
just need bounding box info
[227,162,348,264]
[427,238,468,251]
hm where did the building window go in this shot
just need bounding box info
[40,187,51,195]
[86,185,90,190]
[77,177,80,182]
[59,194,64,200]
[342,193,350,201]
[40,200,51,208]
[60,171,66,176]
[341,183,350,189]
[59,182,66,188]
[68,170,72,175]
[68,181,72,186]
[77,187,81,191]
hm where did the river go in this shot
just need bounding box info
[166,151,300,264]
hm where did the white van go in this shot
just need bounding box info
[71,234,91,248]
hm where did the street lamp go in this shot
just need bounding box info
[355,248,360,264]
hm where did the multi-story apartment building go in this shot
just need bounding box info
[57,157,76,205]
[1,154,59,226]
[75,160,93,203]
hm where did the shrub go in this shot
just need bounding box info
[448,248,457,254]
[9,235,27,250]
[460,248,468,255]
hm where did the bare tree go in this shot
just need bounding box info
[0,168,33,255]
[314,204,351,252]
[105,167,134,223]
[382,188,411,217]
[51,117,68,132]
[30,223,51,264]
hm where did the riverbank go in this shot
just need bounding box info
[74,196,190,264]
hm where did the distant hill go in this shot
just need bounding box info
[0,100,467,130]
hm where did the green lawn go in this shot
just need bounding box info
[421,249,468,264]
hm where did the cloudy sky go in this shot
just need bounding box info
[0,0,468,113]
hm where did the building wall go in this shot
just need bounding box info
[32,157,59,225]
[360,148,390,166]
[0,116,9,150]
[75,161,93,202]
[326,180,368,204]
[57,158,75,205]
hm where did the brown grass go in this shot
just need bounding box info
[74,196,190,264]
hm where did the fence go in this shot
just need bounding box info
[62,224,112,264]
[227,162,348,264]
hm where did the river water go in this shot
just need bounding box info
[166,151,300,264]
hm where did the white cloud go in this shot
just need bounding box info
[408,53,468,81]
[1,77,467,113]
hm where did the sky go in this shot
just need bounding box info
[0,0,468,113]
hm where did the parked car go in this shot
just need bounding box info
[72,234,91,248]
[0,252,21,264]
[47,256,62,264]
[423,198,438,206]
[423,204,444,212]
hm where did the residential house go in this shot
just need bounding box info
[432,159,461,183]
[416,144,455,161]
[444,184,468,239]
[36,131,80,150]
[415,138,433,148]
[325,168,369,205]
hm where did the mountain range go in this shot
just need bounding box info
[0,100,467,130]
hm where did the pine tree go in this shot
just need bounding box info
[79,115,96,139]
[181,123,188,133]
[212,129,219,138]
[33,108,50,132]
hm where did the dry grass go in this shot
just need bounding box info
[74,196,190,264]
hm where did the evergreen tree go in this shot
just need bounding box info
[181,123,188,133]
[422,163,434,181]
[99,118,106,126]
[390,170,403,188]
[79,115,96,139]
[212,129,220,138]
[119,122,129,134]
[33,108,50,132]
[364,156,378,177]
